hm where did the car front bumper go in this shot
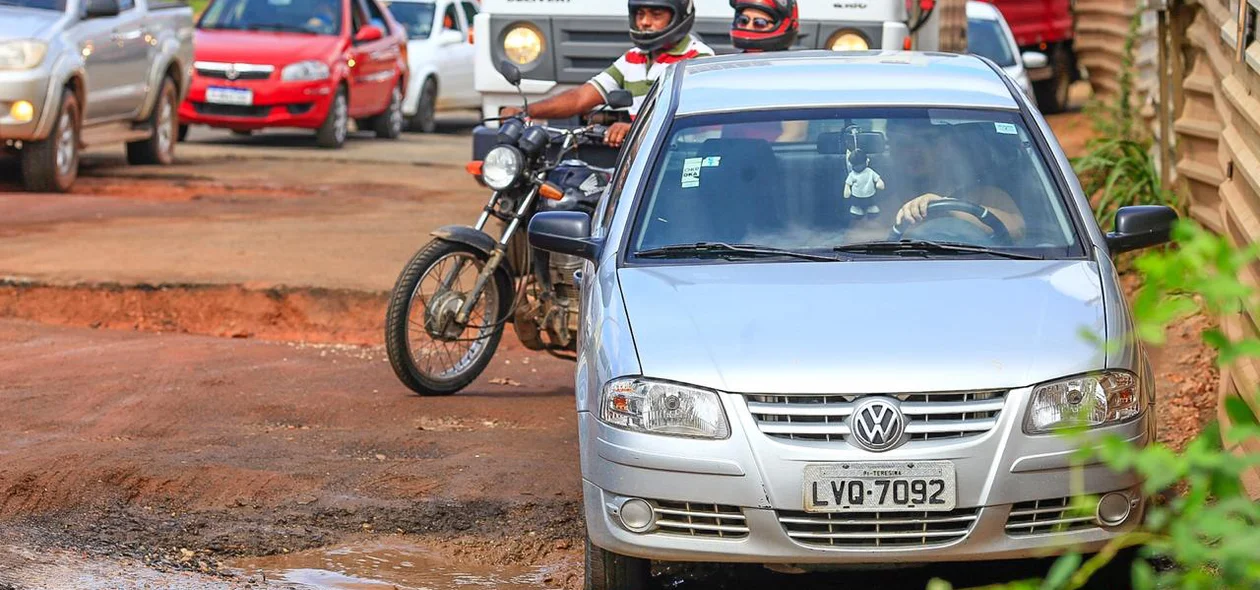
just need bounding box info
[581,385,1151,565]
[0,69,53,141]
[178,74,336,131]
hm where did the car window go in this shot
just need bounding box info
[459,1,476,28]
[118,0,134,10]
[627,107,1082,258]
[599,82,662,232]
[199,0,343,36]
[363,0,390,33]
[0,0,66,10]
[385,1,435,39]
[967,18,1017,68]
[442,2,461,32]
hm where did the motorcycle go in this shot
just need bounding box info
[384,62,634,396]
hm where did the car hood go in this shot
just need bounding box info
[0,6,63,40]
[617,259,1107,394]
[193,29,343,65]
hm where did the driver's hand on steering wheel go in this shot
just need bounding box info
[895,193,952,226]
[604,122,632,148]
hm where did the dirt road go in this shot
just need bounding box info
[0,97,1220,590]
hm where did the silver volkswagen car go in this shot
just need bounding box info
[526,50,1176,590]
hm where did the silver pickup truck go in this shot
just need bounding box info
[0,0,193,192]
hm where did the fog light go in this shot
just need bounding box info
[1096,492,1131,527]
[11,100,34,122]
[618,498,655,533]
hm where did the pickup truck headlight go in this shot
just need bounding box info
[1024,370,1143,434]
[281,60,330,82]
[600,377,730,439]
[503,24,544,66]
[0,40,49,71]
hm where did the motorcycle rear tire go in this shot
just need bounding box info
[385,240,514,396]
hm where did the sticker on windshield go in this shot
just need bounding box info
[682,158,702,188]
[701,156,721,167]
[995,122,1018,135]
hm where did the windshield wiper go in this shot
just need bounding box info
[243,22,319,33]
[832,239,1043,260]
[636,242,839,262]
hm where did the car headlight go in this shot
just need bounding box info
[482,145,523,190]
[1024,370,1143,434]
[281,60,330,82]
[503,24,544,66]
[0,40,48,71]
[828,30,869,51]
[600,377,731,439]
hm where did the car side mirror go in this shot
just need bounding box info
[528,211,601,261]
[1105,205,1178,254]
[354,25,384,43]
[605,89,634,110]
[1021,51,1049,69]
[84,0,121,18]
[439,28,464,46]
[497,59,522,86]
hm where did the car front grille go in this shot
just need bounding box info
[746,391,1007,444]
[1005,497,1099,536]
[192,103,271,118]
[778,507,980,548]
[651,500,749,539]
[193,61,274,80]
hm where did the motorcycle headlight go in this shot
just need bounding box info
[281,60,330,82]
[600,378,730,439]
[0,40,48,71]
[1024,370,1144,434]
[827,30,869,51]
[503,24,544,66]
[482,145,523,190]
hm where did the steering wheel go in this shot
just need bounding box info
[890,199,1012,244]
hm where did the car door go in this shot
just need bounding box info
[111,0,154,119]
[453,1,479,106]
[347,0,400,116]
[431,1,467,108]
[75,0,131,123]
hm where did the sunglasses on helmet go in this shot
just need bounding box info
[735,14,775,29]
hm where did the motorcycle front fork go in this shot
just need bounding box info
[439,186,538,326]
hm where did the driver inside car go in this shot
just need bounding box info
[888,121,1026,242]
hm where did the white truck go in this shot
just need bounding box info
[468,0,946,160]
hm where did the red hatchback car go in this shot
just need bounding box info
[179,0,409,148]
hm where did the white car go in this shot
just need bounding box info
[384,0,482,132]
[967,0,1046,108]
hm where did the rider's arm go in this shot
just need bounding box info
[518,83,606,120]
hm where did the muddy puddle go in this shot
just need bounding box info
[226,539,562,590]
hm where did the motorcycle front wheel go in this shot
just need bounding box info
[385,240,514,396]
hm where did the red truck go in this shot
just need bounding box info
[987,0,1079,113]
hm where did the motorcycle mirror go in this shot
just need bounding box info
[605,89,634,110]
[498,60,523,87]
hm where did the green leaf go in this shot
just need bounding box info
[1040,553,1083,590]
[1225,395,1260,427]
[925,579,954,590]
[1131,558,1156,590]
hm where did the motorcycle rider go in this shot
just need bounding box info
[723,0,808,142]
[500,0,714,148]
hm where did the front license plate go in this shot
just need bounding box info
[206,86,253,106]
[803,461,956,513]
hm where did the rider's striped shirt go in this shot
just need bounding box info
[587,34,715,117]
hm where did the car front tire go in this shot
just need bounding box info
[584,536,650,590]
[21,88,80,193]
[316,86,349,149]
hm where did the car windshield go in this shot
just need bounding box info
[199,0,343,35]
[626,107,1082,260]
[385,1,435,39]
[0,0,65,9]
[968,18,1016,67]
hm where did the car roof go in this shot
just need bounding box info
[674,50,1020,116]
[966,0,1003,21]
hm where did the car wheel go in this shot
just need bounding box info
[374,84,404,139]
[127,76,179,165]
[409,77,437,134]
[316,86,349,149]
[21,89,80,193]
[583,536,650,590]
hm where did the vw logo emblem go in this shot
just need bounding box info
[225,65,240,80]
[848,397,906,452]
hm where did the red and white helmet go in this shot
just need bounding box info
[729,0,799,52]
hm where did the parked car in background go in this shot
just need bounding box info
[383,0,479,133]
[527,50,1177,590]
[988,0,1078,113]
[178,0,409,148]
[1,0,193,192]
[967,0,1046,108]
